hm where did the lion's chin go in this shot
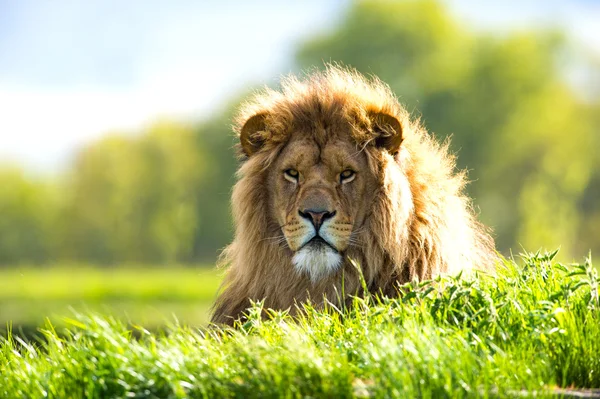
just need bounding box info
[292,245,342,284]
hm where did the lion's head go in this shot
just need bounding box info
[211,66,496,325]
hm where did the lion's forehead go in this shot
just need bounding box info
[278,136,363,172]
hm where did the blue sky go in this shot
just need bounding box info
[0,0,599,172]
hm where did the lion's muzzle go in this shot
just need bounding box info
[288,208,346,283]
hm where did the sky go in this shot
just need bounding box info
[0,0,599,173]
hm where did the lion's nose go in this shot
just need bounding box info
[298,209,336,231]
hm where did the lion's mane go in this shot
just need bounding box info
[211,66,496,325]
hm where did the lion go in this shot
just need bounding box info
[211,66,496,325]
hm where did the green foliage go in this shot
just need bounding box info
[0,167,59,264]
[1,251,598,398]
[61,122,207,263]
[0,112,239,265]
[190,112,239,259]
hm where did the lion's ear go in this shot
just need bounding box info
[369,111,403,154]
[240,113,268,157]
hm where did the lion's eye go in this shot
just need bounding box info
[284,168,299,183]
[340,169,356,184]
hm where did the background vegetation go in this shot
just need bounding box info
[1,0,599,330]
[1,1,599,267]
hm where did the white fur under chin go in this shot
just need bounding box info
[292,246,342,284]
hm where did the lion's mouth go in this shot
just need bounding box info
[301,235,339,253]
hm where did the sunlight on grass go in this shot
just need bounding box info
[1,251,598,398]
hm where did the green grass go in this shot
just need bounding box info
[0,266,222,329]
[1,251,599,398]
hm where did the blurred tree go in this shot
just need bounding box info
[0,167,58,264]
[47,104,241,266]
[191,113,238,260]
[60,122,207,264]
[296,0,600,259]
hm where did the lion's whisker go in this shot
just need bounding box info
[348,238,363,246]
[347,242,363,250]
[349,228,366,240]
[260,235,286,243]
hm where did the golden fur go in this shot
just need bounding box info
[211,66,496,325]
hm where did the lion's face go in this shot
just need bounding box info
[267,132,377,282]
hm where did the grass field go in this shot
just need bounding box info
[1,250,599,398]
[0,266,222,332]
